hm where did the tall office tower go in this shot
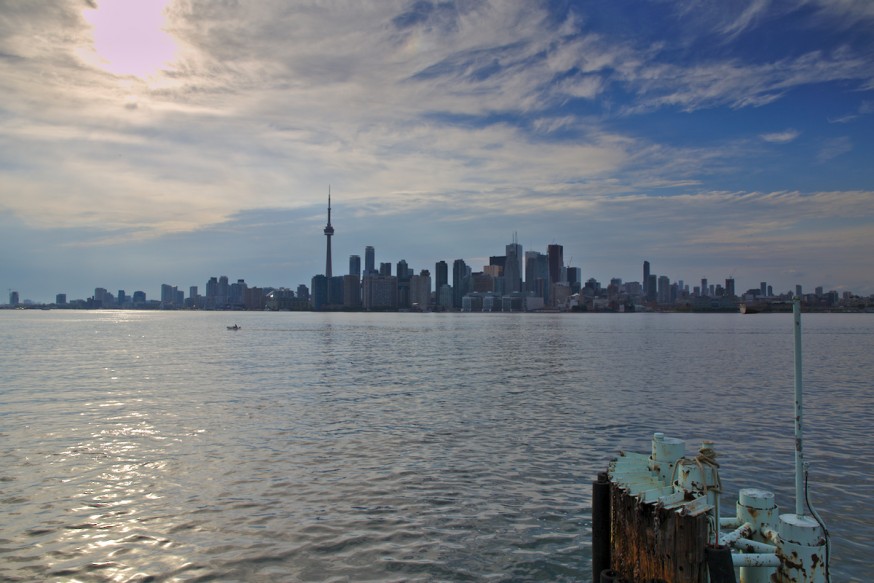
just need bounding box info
[311,275,328,310]
[218,276,229,307]
[365,246,375,275]
[161,284,177,307]
[349,255,361,277]
[379,262,392,276]
[657,275,671,304]
[452,258,468,309]
[206,277,218,308]
[567,267,582,287]
[525,251,547,295]
[396,260,412,308]
[504,234,522,293]
[118,290,126,306]
[410,271,431,310]
[397,259,411,279]
[646,274,658,302]
[435,260,448,293]
[56,293,67,305]
[724,278,735,297]
[643,261,651,295]
[342,274,361,308]
[297,284,309,301]
[547,244,564,284]
[796,284,803,297]
[760,282,767,297]
[323,189,334,280]
[9,290,19,306]
[701,278,708,296]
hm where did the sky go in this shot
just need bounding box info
[1,0,873,303]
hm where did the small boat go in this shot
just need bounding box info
[227,324,241,330]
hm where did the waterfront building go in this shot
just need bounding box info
[643,261,651,296]
[9,291,19,306]
[483,265,502,278]
[504,234,522,293]
[362,274,398,310]
[342,274,361,308]
[725,278,735,298]
[547,244,564,286]
[435,261,448,295]
[56,293,66,305]
[410,271,431,310]
[205,277,218,308]
[760,281,768,297]
[471,271,495,293]
[646,274,658,302]
[311,275,328,310]
[438,284,453,310]
[160,284,179,309]
[330,276,344,306]
[365,246,375,275]
[217,276,229,307]
[525,251,548,297]
[349,255,361,277]
[452,259,469,309]
[658,275,671,304]
[551,283,571,309]
[701,278,709,296]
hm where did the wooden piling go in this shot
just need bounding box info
[609,483,709,583]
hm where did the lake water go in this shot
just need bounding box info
[1,310,871,582]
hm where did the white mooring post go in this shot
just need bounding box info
[774,298,827,582]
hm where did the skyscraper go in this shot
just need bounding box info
[452,258,468,309]
[643,261,651,295]
[505,233,522,293]
[435,260,448,293]
[324,189,334,280]
[547,244,564,284]
[349,255,361,277]
[365,246,375,275]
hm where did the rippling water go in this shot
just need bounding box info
[1,310,872,581]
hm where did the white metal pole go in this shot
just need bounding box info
[793,297,805,517]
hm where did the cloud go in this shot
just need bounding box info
[817,136,853,162]
[760,129,800,143]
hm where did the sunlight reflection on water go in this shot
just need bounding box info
[0,310,872,581]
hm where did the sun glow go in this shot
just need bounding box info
[83,0,178,78]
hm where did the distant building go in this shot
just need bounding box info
[311,275,328,310]
[410,271,431,310]
[343,274,361,308]
[349,255,361,277]
[56,293,67,305]
[547,244,564,286]
[452,259,469,309]
[365,246,376,275]
[9,291,19,306]
[362,274,398,310]
[504,234,522,293]
[435,261,448,294]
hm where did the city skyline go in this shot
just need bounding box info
[2,2,873,302]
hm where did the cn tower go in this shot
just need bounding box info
[324,187,334,280]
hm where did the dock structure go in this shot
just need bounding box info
[592,300,830,583]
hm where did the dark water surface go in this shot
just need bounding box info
[1,310,872,581]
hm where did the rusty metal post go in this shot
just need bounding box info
[793,297,805,517]
[592,471,611,583]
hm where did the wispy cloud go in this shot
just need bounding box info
[817,136,853,162]
[760,129,800,143]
